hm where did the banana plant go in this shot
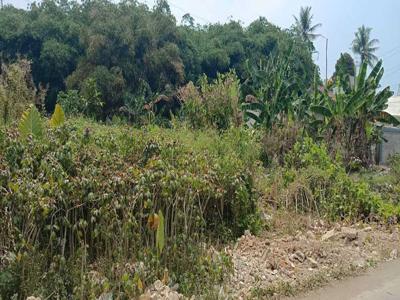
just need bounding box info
[242,48,299,129]
[309,60,399,165]
[310,60,399,128]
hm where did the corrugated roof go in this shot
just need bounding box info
[385,96,400,116]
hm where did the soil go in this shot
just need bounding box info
[224,212,400,299]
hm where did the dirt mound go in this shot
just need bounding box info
[226,216,399,299]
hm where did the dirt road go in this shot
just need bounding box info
[297,259,400,300]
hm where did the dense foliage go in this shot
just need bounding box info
[0,119,261,298]
[1,2,399,299]
[264,137,400,221]
[0,0,317,118]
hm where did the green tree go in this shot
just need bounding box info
[333,52,356,90]
[352,25,379,67]
[311,60,398,165]
[293,6,321,44]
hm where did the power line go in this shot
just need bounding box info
[381,44,400,58]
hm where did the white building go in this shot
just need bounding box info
[378,96,400,164]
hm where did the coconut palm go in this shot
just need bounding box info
[352,25,379,67]
[293,6,322,43]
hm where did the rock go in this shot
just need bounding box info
[154,280,164,292]
[390,249,398,260]
[307,257,318,268]
[98,292,113,300]
[168,292,180,300]
[140,280,184,300]
[295,250,306,262]
[352,258,366,268]
[321,229,337,241]
[363,226,372,232]
[341,227,358,241]
[244,230,251,236]
[26,297,41,300]
[290,251,306,263]
[261,212,272,221]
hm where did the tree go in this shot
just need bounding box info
[352,25,379,67]
[311,60,398,166]
[333,52,356,90]
[293,6,321,44]
[181,13,194,27]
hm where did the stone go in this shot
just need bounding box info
[168,292,180,300]
[390,249,398,260]
[341,227,358,241]
[154,280,164,292]
[321,229,337,241]
[290,251,306,263]
[307,257,318,268]
[26,297,41,300]
[295,250,306,262]
[98,292,113,300]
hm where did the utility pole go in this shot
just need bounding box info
[319,35,329,85]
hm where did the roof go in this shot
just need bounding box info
[385,96,400,117]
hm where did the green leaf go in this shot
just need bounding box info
[19,105,43,139]
[376,111,400,126]
[50,104,65,127]
[310,105,333,117]
[156,209,165,256]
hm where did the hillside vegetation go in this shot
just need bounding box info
[0,1,400,299]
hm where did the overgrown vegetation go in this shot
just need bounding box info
[0,116,261,299]
[0,1,399,299]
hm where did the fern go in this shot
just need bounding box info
[19,105,43,139]
[50,104,65,127]
[156,210,165,256]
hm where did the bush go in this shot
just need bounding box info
[261,121,303,166]
[178,71,242,130]
[265,137,400,221]
[0,59,46,125]
[0,119,260,298]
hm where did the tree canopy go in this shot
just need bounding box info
[0,0,318,118]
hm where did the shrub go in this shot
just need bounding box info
[266,137,400,221]
[178,71,241,130]
[261,121,303,166]
[0,119,260,298]
[0,59,46,125]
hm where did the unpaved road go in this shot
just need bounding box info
[297,259,400,300]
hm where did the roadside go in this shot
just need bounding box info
[137,211,399,300]
[297,259,400,300]
[224,212,400,299]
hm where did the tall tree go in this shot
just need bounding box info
[352,25,379,67]
[293,6,321,44]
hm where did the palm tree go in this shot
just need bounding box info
[293,6,322,43]
[352,25,379,67]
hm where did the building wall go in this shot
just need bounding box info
[378,126,400,164]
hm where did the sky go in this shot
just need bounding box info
[5,0,400,94]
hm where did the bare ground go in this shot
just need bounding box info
[224,212,400,299]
